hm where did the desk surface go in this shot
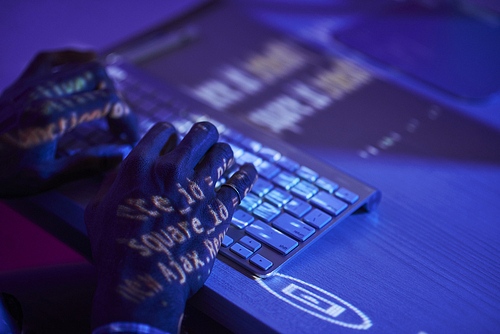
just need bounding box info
[2,1,500,333]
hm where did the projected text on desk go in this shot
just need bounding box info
[256,273,372,330]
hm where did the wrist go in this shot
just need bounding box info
[92,272,187,334]
[92,321,175,334]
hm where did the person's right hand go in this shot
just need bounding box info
[85,121,257,333]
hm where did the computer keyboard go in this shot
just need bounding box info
[58,59,381,278]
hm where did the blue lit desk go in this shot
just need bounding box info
[2,1,500,333]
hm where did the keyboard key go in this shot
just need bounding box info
[154,107,174,119]
[236,151,263,167]
[246,220,298,255]
[124,90,141,103]
[155,92,172,105]
[272,171,300,190]
[258,147,281,162]
[137,118,156,136]
[303,209,332,228]
[253,202,281,223]
[295,166,319,182]
[310,192,348,216]
[239,236,261,252]
[230,243,253,259]
[169,117,193,135]
[223,128,244,143]
[228,143,244,158]
[239,193,262,212]
[223,164,239,179]
[273,213,315,242]
[189,112,209,123]
[218,135,230,143]
[251,178,274,197]
[138,99,157,114]
[291,181,319,200]
[284,198,312,218]
[231,209,254,229]
[335,187,359,204]
[277,156,300,172]
[250,254,273,271]
[199,117,226,134]
[256,161,281,180]
[315,177,339,194]
[265,188,293,208]
[137,83,155,94]
[240,137,262,153]
[222,235,234,247]
[210,119,226,134]
[170,100,189,113]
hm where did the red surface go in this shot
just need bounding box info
[0,201,87,272]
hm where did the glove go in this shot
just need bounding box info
[0,50,139,198]
[85,121,257,333]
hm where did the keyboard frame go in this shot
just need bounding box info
[109,59,382,278]
[5,58,381,279]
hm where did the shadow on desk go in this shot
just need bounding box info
[0,202,233,333]
[0,263,96,334]
[0,264,234,334]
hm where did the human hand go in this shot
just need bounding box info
[85,122,257,333]
[0,50,139,198]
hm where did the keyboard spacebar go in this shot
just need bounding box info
[246,220,298,255]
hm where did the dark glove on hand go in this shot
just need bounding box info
[85,122,257,333]
[0,50,139,198]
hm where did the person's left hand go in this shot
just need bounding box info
[0,50,139,198]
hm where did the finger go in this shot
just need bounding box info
[27,61,139,144]
[5,91,139,151]
[106,100,141,144]
[194,142,234,189]
[34,144,132,192]
[5,89,121,150]
[166,122,218,170]
[123,122,177,171]
[217,163,258,212]
[2,51,100,104]
[0,59,113,135]
[20,50,96,80]
[33,87,119,123]
[30,60,140,143]
[26,61,115,100]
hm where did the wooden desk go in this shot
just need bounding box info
[2,1,499,333]
[194,149,500,333]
